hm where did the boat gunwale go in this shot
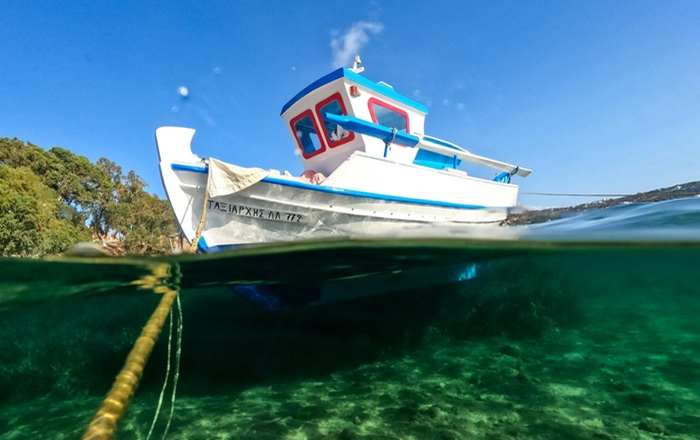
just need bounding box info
[168,163,515,211]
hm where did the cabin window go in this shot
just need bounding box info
[368,97,410,132]
[290,110,325,158]
[315,93,355,148]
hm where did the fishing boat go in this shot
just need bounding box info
[156,59,532,252]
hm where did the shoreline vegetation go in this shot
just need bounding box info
[504,181,700,225]
[2,137,698,257]
[0,137,177,257]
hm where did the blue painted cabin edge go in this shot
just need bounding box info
[280,68,429,116]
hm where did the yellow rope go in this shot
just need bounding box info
[189,173,211,253]
[82,264,178,440]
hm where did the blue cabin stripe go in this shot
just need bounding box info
[280,69,345,115]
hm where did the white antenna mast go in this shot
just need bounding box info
[351,55,365,73]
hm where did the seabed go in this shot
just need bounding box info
[0,243,699,439]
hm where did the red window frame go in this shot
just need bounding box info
[368,97,411,132]
[315,92,356,148]
[289,109,326,159]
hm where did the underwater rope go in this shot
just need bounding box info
[161,291,183,439]
[82,263,179,440]
[145,308,173,440]
[145,282,183,440]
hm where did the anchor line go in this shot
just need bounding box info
[162,291,183,439]
[82,263,181,440]
[190,168,212,252]
[145,308,173,440]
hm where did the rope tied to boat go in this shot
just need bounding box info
[189,167,212,252]
[82,263,183,440]
[144,284,182,440]
[160,291,183,438]
[145,306,174,440]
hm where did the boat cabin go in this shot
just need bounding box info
[280,66,458,176]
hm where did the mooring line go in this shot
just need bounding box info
[190,173,211,252]
[161,291,183,439]
[145,308,173,440]
[82,263,179,440]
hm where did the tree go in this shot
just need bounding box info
[0,137,178,256]
[1,139,118,235]
[0,165,90,256]
[105,170,177,254]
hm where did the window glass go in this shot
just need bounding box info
[318,96,353,147]
[293,114,323,156]
[370,101,409,132]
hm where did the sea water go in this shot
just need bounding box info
[1,198,699,439]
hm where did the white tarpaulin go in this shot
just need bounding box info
[207,158,268,197]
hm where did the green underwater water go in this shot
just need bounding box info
[0,237,699,439]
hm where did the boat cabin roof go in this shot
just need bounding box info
[280,67,428,116]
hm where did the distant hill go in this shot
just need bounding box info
[504,181,700,226]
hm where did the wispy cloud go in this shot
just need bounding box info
[330,21,384,68]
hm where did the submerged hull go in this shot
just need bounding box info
[157,127,518,251]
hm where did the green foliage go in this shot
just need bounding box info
[0,138,177,256]
[0,165,91,256]
[100,167,177,254]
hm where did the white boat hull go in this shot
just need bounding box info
[157,127,518,252]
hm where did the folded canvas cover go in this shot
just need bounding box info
[207,158,268,197]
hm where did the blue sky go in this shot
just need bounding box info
[1,0,698,207]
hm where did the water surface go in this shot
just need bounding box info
[1,198,699,439]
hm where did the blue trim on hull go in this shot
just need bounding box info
[197,236,239,253]
[280,68,429,115]
[197,236,208,252]
[171,163,488,210]
[262,176,486,210]
[171,163,209,173]
[171,163,205,173]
